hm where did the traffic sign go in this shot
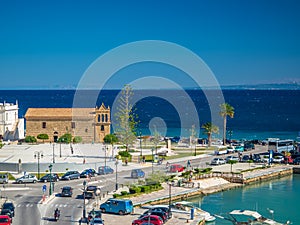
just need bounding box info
[42,184,47,192]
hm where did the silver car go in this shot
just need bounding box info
[0,174,9,184]
[16,174,38,184]
[210,158,226,165]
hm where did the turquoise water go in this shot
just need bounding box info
[188,174,300,224]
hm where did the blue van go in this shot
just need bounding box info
[131,169,145,178]
[100,198,133,215]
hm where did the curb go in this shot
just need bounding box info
[38,193,57,204]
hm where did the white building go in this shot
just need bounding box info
[0,101,25,141]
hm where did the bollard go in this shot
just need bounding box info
[190,208,194,220]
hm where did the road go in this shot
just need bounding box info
[1,145,267,224]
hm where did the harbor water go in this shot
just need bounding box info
[188,174,300,224]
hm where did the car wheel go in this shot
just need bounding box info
[18,180,22,184]
[33,180,36,183]
[44,180,47,183]
[118,210,124,215]
[100,208,105,213]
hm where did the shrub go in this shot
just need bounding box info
[119,150,131,157]
[113,193,121,198]
[58,133,72,143]
[129,186,141,194]
[37,133,49,142]
[140,185,150,193]
[25,136,37,143]
[121,191,128,196]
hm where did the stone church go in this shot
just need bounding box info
[25,103,110,143]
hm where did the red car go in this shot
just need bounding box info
[132,215,163,225]
[168,164,184,173]
[0,215,11,225]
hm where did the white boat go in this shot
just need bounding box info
[172,201,216,222]
[216,209,290,225]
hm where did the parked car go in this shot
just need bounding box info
[210,158,226,165]
[168,164,184,173]
[0,215,11,225]
[15,174,37,184]
[234,145,244,152]
[293,157,300,165]
[100,198,133,215]
[86,185,101,196]
[131,169,145,178]
[226,146,235,153]
[273,155,284,163]
[252,154,262,162]
[240,155,251,162]
[225,156,239,163]
[80,168,96,178]
[132,215,163,225]
[83,190,95,199]
[89,218,104,225]
[61,186,73,197]
[1,202,14,217]
[0,210,12,219]
[61,171,80,180]
[39,173,59,182]
[145,205,172,219]
[98,166,114,175]
[0,174,8,184]
[244,141,255,151]
[142,210,168,222]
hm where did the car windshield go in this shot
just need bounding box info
[0,218,8,222]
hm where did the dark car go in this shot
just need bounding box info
[147,206,172,219]
[98,166,114,175]
[240,155,251,162]
[131,169,145,178]
[252,154,261,162]
[293,157,300,165]
[0,209,13,219]
[61,186,73,197]
[1,203,15,217]
[39,173,60,182]
[86,185,101,196]
[61,171,80,180]
[142,210,168,222]
[83,191,95,199]
[80,169,97,178]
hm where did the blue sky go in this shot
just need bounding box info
[0,0,300,89]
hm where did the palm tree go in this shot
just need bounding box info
[202,122,219,147]
[220,103,234,145]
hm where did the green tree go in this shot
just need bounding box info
[202,122,219,147]
[58,133,72,143]
[220,103,234,145]
[151,127,161,155]
[114,85,138,151]
[37,133,49,143]
[190,124,198,156]
[103,134,118,145]
[228,160,237,173]
[25,136,37,143]
[73,136,82,143]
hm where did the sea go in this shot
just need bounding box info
[0,89,300,141]
[188,174,300,224]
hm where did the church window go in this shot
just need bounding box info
[102,114,104,122]
[105,114,108,122]
[71,122,75,129]
[98,115,101,122]
[42,122,47,129]
[101,125,104,131]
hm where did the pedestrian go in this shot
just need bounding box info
[125,158,128,166]
[142,156,145,163]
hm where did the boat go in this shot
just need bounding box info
[172,201,216,222]
[215,209,290,225]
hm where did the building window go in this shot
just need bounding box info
[101,125,104,131]
[71,122,75,129]
[42,122,46,129]
[98,115,101,122]
[105,114,108,122]
[85,128,88,133]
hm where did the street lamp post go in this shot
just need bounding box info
[115,160,119,191]
[139,131,142,157]
[103,146,107,168]
[168,182,172,215]
[52,143,55,163]
[34,151,43,179]
[151,148,154,174]
[49,164,53,196]
[83,180,87,219]
[59,138,64,158]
